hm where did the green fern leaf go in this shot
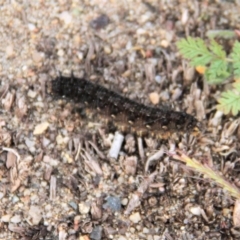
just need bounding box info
[205,59,230,84]
[209,40,226,58]
[217,90,240,115]
[231,41,240,78]
[177,37,213,66]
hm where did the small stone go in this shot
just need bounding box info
[147,236,153,240]
[56,134,69,145]
[80,236,90,240]
[57,49,65,57]
[143,227,149,233]
[103,196,121,212]
[33,122,49,135]
[136,28,147,35]
[181,8,189,25]
[90,14,110,29]
[0,192,4,199]
[23,189,31,196]
[160,39,169,48]
[77,51,84,60]
[160,91,169,101]
[12,196,19,203]
[69,201,78,211]
[62,152,73,163]
[59,11,72,25]
[42,137,50,147]
[90,226,102,240]
[43,155,59,166]
[25,138,35,149]
[10,215,22,223]
[155,75,163,84]
[32,51,43,63]
[118,236,127,240]
[129,212,141,223]
[189,206,202,216]
[28,23,36,31]
[6,45,15,58]
[104,45,112,54]
[149,92,159,105]
[121,198,128,206]
[140,13,151,23]
[1,214,11,222]
[79,202,90,214]
[27,89,38,98]
[74,215,81,225]
[28,205,42,225]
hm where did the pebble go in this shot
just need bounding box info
[56,134,69,145]
[181,8,189,25]
[77,51,84,60]
[121,198,128,206]
[189,206,202,216]
[12,196,19,203]
[90,14,110,30]
[42,137,50,147]
[90,226,102,240]
[147,236,153,240]
[79,202,90,214]
[69,201,78,211]
[160,39,169,48]
[59,11,72,25]
[103,196,121,212]
[136,28,147,35]
[149,92,159,105]
[28,205,42,225]
[143,227,149,233]
[57,49,65,57]
[27,89,38,98]
[155,75,163,84]
[10,215,22,223]
[28,23,36,31]
[33,122,49,135]
[43,155,59,166]
[1,214,11,222]
[32,51,43,63]
[118,237,127,240]
[6,45,15,58]
[160,91,170,101]
[129,212,141,223]
[0,192,4,199]
[130,227,135,233]
[25,138,35,149]
[104,45,112,54]
[79,236,90,240]
[23,189,31,196]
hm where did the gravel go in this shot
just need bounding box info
[1,0,240,239]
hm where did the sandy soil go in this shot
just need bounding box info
[1,0,240,239]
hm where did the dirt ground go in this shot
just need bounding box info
[1,0,240,239]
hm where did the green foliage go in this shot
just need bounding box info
[177,37,213,66]
[216,87,240,116]
[231,41,240,78]
[177,37,240,115]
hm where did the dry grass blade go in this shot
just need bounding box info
[172,151,240,199]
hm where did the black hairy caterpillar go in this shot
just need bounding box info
[51,74,201,139]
